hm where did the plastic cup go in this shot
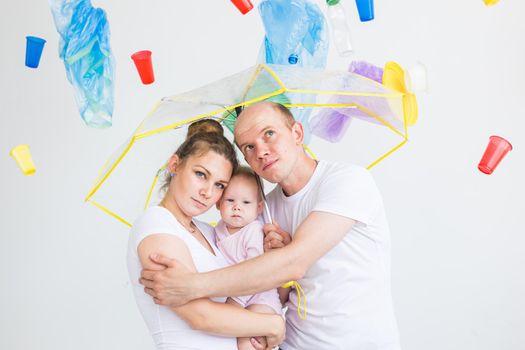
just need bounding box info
[10,144,36,176]
[231,0,254,15]
[25,36,46,68]
[483,0,500,6]
[478,136,512,175]
[131,50,155,85]
[355,0,374,22]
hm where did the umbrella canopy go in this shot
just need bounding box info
[85,64,415,226]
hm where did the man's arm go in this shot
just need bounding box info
[141,211,355,305]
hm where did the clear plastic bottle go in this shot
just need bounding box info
[326,0,353,56]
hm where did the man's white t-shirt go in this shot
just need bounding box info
[127,206,237,350]
[267,161,400,350]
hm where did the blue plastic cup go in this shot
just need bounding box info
[25,36,46,68]
[355,0,374,22]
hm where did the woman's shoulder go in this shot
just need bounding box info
[130,206,179,240]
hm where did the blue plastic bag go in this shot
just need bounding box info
[49,0,115,128]
[257,0,328,144]
[258,0,328,68]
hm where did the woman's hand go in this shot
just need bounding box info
[263,222,291,252]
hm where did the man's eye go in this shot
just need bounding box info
[265,130,275,137]
[245,145,254,152]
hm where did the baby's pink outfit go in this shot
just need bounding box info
[214,220,282,314]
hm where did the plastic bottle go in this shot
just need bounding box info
[326,0,353,56]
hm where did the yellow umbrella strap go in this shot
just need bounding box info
[281,280,307,320]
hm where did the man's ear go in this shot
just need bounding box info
[291,122,305,145]
[166,154,180,174]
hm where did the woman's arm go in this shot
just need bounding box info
[138,234,284,340]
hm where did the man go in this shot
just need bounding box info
[140,101,401,349]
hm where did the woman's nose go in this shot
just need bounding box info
[200,184,213,198]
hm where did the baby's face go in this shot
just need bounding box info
[218,175,261,231]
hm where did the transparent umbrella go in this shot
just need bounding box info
[85,63,417,227]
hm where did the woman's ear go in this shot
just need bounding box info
[167,154,180,174]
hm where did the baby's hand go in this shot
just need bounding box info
[263,222,292,252]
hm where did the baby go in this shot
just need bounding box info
[215,166,282,350]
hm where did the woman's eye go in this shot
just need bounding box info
[215,183,225,190]
[195,171,205,178]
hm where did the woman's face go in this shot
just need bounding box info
[169,151,233,218]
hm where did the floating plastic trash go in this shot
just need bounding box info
[49,0,115,128]
[25,36,46,68]
[10,144,36,176]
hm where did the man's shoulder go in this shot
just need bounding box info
[319,160,371,181]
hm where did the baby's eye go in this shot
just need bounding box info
[226,198,234,202]
[243,201,251,205]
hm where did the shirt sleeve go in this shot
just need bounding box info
[130,209,181,251]
[243,221,265,260]
[313,164,382,226]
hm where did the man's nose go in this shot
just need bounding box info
[255,143,269,159]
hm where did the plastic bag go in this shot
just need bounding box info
[49,0,115,128]
[258,0,328,68]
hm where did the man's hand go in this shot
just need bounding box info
[263,222,291,252]
[139,254,196,307]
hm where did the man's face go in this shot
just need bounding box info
[234,103,303,184]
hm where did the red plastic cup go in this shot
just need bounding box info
[131,50,155,85]
[231,0,254,14]
[478,136,513,175]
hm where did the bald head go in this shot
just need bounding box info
[235,101,295,138]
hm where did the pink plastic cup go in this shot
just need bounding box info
[231,0,254,15]
[131,50,155,85]
[478,136,513,175]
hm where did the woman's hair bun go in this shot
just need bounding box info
[186,119,224,139]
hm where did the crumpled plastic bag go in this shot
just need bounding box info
[258,0,328,68]
[49,0,115,128]
[257,0,329,144]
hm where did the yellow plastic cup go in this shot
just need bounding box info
[483,0,500,6]
[10,144,36,176]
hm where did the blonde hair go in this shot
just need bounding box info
[232,165,263,201]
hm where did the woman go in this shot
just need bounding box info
[127,120,285,350]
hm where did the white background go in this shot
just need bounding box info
[1,1,523,349]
